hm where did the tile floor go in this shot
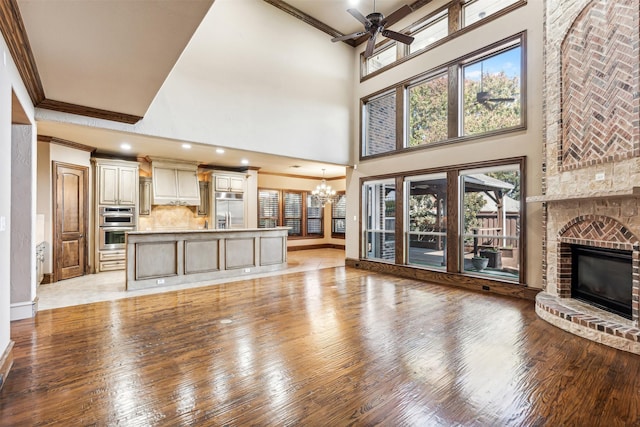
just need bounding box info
[37,248,345,310]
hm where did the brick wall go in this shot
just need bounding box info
[544,0,640,300]
[544,0,640,198]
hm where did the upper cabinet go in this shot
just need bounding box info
[94,159,139,206]
[214,173,245,192]
[151,160,200,206]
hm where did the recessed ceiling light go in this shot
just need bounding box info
[121,143,131,151]
[241,159,249,165]
[182,143,191,149]
[216,148,225,154]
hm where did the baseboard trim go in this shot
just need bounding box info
[345,258,540,301]
[41,273,54,284]
[0,340,14,391]
[10,298,37,321]
[288,244,345,251]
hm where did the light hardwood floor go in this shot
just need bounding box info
[2,250,639,425]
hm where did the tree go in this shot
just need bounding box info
[463,71,521,135]
[408,74,448,146]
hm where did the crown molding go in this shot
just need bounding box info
[262,0,357,47]
[0,1,143,124]
[38,134,96,153]
[0,0,45,104]
[37,99,143,125]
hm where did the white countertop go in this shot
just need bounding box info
[128,227,289,235]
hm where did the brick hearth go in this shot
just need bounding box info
[536,0,640,354]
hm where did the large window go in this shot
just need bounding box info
[361,159,524,283]
[363,180,396,261]
[363,91,397,156]
[462,44,522,136]
[460,165,520,281]
[407,72,449,147]
[405,173,447,269]
[361,34,524,158]
[258,189,323,239]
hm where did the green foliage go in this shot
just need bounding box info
[407,70,520,147]
[463,192,486,236]
[463,71,520,135]
[408,75,448,146]
[408,194,438,232]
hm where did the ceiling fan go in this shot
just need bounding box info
[476,62,516,110]
[331,2,415,58]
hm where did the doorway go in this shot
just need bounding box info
[52,162,88,281]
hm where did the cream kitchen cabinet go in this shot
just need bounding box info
[151,161,201,206]
[94,159,139,206]
[197,181,209,216]
[214,173,245,192]
[139,177,152,215]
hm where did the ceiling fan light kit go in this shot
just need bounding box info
[331,3,415,58]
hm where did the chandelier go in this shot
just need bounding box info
[312,169,337,207]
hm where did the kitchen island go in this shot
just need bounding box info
[125,227,288,290]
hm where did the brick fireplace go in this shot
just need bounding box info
[533,0,640,353]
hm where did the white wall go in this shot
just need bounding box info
[10,125,36,321]
[345,1,545,288]
[36,0,355,166]
[0,32,36,365]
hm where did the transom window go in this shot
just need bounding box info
[360,0,526,79]
[462,0,520,27]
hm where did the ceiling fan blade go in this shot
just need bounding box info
[488,97,516,102]
[347,8,371,26]
[364,36,377,58]
[381,4,412,27]
[381,30,414,45]
[331,31,368,42]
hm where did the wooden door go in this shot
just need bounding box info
[53,162,88,281]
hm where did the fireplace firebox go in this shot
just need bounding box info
[571,245,632,319]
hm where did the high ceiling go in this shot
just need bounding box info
[14,0,420,178]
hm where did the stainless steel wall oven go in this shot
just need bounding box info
[99,206,135,250]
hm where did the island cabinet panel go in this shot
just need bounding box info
[225,238,256,269]
[126,228,288,290]
[135,241,178,280]
[260,236,285,265]
[185,240,219,274]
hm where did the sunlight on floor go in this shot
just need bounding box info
[38,249,345,310]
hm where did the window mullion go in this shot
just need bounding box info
[447,64,460,139]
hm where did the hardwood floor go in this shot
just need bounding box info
[2,266,640,425]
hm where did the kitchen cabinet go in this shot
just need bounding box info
[214,173,245,192]
[94,159,139,206]
[151,161,200,206]
[197,181,209,216]
[139,177,152,215]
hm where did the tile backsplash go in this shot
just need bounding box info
[138,205,207,231]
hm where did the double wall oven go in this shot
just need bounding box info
[99,206,135,251]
